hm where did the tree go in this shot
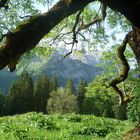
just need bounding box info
[34,74,50,113]
[82,77,116,118]
[6,81,21,114]
[50,75,59,91]
[6,71,34,114]
[86,47,137,119]
[0,89,5,116]
[127,82,140,122]
[18,71,35,112]
[65,79,75,95]
[77,79,87,113]
[47,87,78,114]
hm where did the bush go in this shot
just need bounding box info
[69,117,116,137]
[47,88,78,114]
[13,127,29,140]
[25,112,58,130]
[82,95,115,118]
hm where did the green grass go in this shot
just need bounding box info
[0,112,135,140]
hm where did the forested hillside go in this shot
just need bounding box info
[0,49,100,94]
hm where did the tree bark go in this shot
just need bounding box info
[128,27,140,72]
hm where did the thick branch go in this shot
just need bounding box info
[109,32,132,105]
[63,2,107,58]
[0,0,94,71]
[100,0,140,28]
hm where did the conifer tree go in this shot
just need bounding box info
[19,71,34,112]
[34,74,50,113]
[50,75,59,91]
[6,71,34,114]
[0,89,5,116]
[6,81,21,114]
[65,79,75,95]
[77,80,87,113]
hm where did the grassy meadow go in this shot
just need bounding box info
[0,112,135,140]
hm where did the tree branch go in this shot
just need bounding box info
[63,9,83,59]
[109,31,132,105]
[0,0,95,71]
[62,2,107,59]
[78,2,107,31]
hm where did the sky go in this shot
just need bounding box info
[35,0,58,13]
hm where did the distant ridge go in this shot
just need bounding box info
[0,49,101,95]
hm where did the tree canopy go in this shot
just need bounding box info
[0,0,140,104]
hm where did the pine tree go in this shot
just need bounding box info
[65,79,75,95]
[18,71,34,112]
[0,89,5,116]
[6,81,21,114]
[6,71,34,115]
[77,79,87,113]
[34,74,50,113]
[50,75,59,91]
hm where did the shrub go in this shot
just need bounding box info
[25,112,58,130]
[69,117,115,137]
[127,85,140,122]
[64,115,82,122]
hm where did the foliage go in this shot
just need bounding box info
[1,73,92,116]
[25,112,58,130]
[49,74,59,91]
[47,88,78,114]
[0,89,5,116]
[113,102,128,120]
[0,0,54,34]
[65,79,75,95]
[77,79,87,113]
[82,77,116,118]
[0,112,134,140]
[106,9,131,32]
[6,71,34,115]
[34,74,50,113]
[83,44,138,120]
[127,82,140,122]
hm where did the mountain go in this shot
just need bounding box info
[0,50,101,95]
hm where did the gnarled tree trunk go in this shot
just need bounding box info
[129,28,140,71]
